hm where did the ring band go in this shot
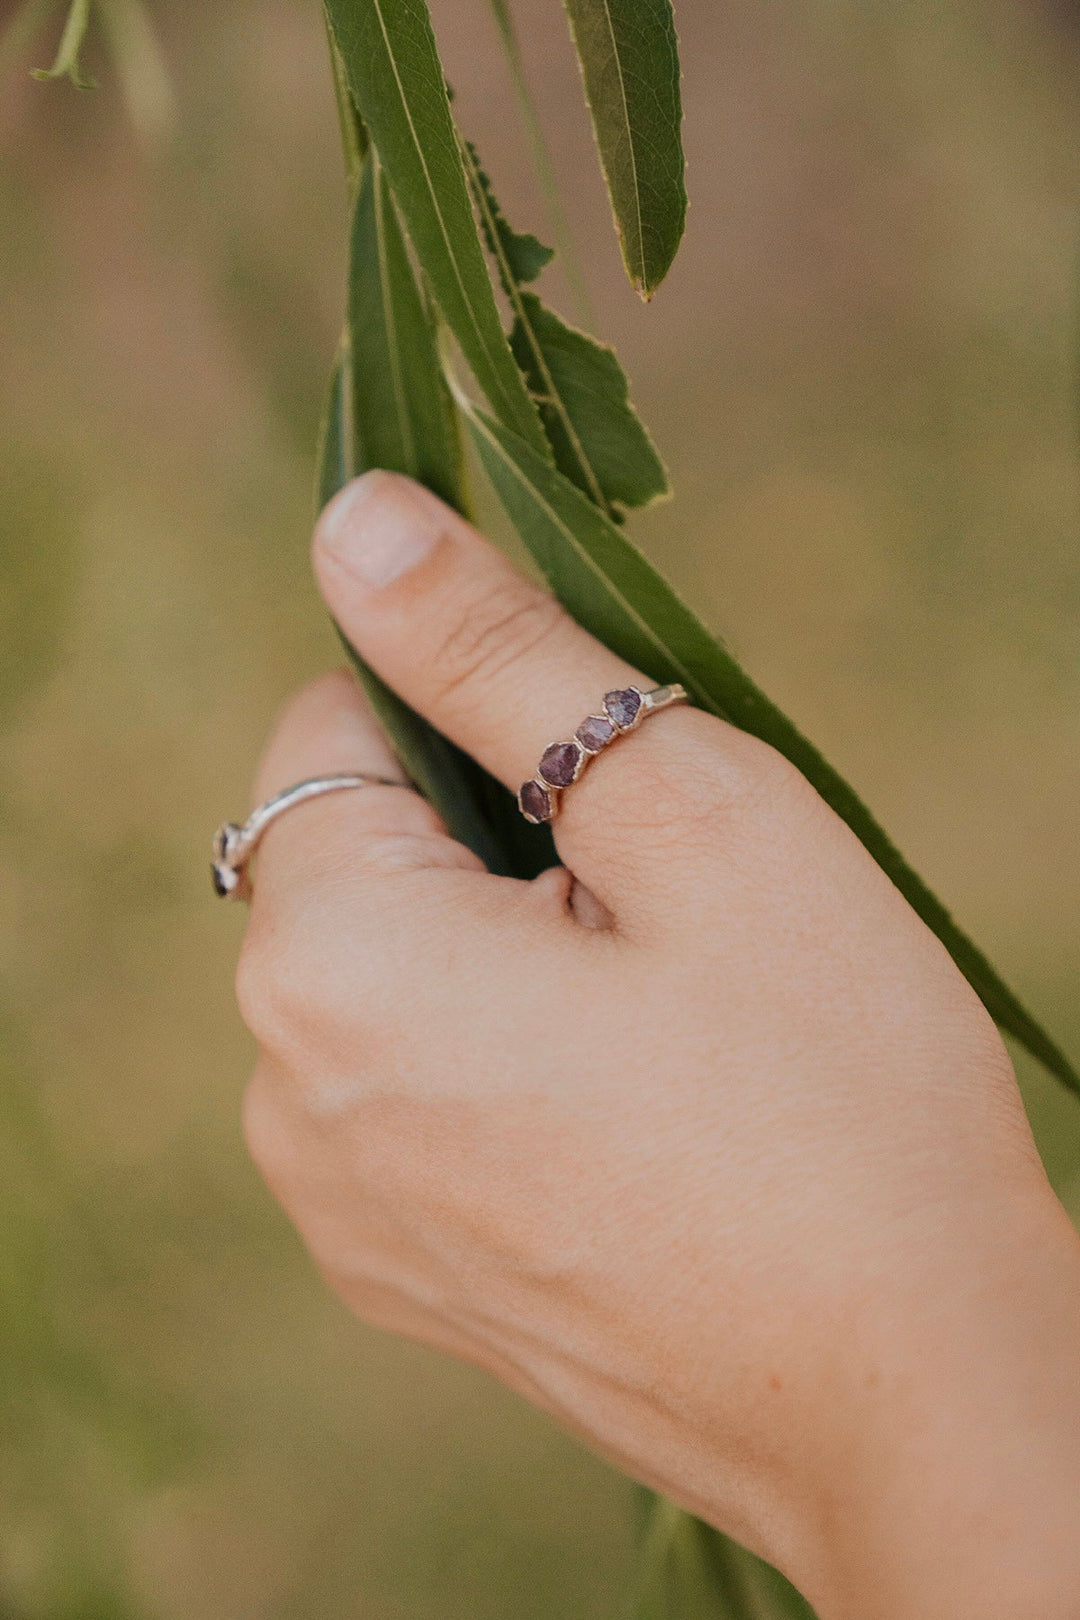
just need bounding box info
[518,684,688,824]
[212,772,409,900]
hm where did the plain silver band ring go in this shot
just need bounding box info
[212,772,410,900]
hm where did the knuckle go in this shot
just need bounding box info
[619,754,723,849]
[678,733,805,839]
[429,582,564,709]
[581,712,804,853]
[707,725,807,815]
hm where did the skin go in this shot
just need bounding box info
[236,470,1080,1619]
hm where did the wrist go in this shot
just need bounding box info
[800,1184,1080,1620]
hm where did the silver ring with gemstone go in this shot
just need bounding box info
[518,684,689,824]
[212,772,410,900]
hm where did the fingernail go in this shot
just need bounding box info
[316,471,440,588]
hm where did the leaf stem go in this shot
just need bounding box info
[485,0,595,328]
[31,0,95,87]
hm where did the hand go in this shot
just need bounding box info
[235,471,1080,1619]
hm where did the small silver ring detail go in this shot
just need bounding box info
[212,772,409,900]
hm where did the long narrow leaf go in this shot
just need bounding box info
[562,0,687,298]
[462,401,1077,1092]
[631,1498,748,1619]
[697,1521,817,1619]
[319,348,545,875]
[632,1498,816,1619]
[317,164,554,877]
[325,12,367,196]
[348,150,466,510]
[315,343,351,515]
[323,0,548,453]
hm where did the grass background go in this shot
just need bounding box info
[1,0,1078,1613]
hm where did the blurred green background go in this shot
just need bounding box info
[1,0,1078,1614]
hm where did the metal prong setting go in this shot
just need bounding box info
[517,684,688,824]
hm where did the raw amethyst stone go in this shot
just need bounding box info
[576,713,616,753]
[604,687,642,730]
[519,779,554,823]
[538,740,583,788]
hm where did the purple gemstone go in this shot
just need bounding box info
[576,714,616,753]
[538,740,584,788]
[519,779,554,823]
[604,687,642,730]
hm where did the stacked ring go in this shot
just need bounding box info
[518,684,688,824]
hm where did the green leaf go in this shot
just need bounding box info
[32,0,95,87]
[466,139,553,286]
[461,137,667,517]
[347,150,467,511]
[318,352,539,876]
[314,342,350,514]
[562,0,686,298]
[338,627,532,878]
[322,0,548,453]
[462,401,1078,1094]
[325,10,367,196]
[315,160,555,879]
[631,1498,745,1619]
[630,1498,817,1618]
[696,1521,818,1619]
